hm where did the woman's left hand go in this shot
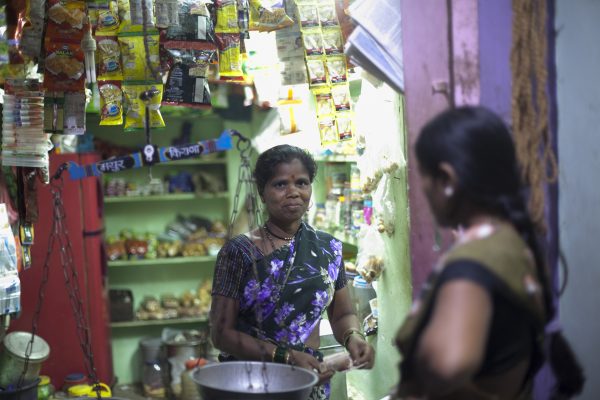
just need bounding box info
[346,335,375,369]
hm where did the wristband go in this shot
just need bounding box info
[343,328,366,348]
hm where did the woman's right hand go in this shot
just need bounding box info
[289,350,334,385]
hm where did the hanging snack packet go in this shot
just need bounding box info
[249,0,293,32]
[216,33,242,77]
[129,0,154,27]
[336,112,353,141]
[63,92,86,135]
[306,59,326,86]
[123,83,165,130]
[20,0,45,59]
[47,0,87,31]
[165,0,215,43]
[297,2,319,29]
[43,42,86,92]
[322,29,343,55]
[331,83,351,111]
[302,30,323,57]
[318,115,337,147]
[0,5,8,64]
[326,56,347,84]
[118,31,159,81]
[155,0,179,28]
[317,2,338,27]
[43,94,64,133]
[215,0,239,33]
[163,47,214,107]
[117,0,131,28]
[99,81,123,125]
[96,0,120,33]
[313,89,334,117]
[97,34,123,80]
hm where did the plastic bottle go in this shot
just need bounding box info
[142,361,166,398]
[180,360,202,400]
[363,195,373,226]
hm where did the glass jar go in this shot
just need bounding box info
[142,361,166,398]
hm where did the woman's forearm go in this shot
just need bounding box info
[214,328,277,362]
[330,311,361,345]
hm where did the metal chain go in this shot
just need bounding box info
[19,172,101,398]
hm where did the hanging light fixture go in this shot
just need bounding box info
[81,17,97,84]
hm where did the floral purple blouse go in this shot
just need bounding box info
[211,222,347,349]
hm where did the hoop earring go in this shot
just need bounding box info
[444,186,454,197]
[307,201,314,212]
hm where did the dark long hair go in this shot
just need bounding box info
[416,106,584,398]
[253,144,317,195]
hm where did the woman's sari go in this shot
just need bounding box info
[212,222,347,400]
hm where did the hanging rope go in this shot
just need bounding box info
[511,0,558,232]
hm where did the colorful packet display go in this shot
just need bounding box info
[317,2,338,27]
[249,0,293,32]
[331,83,351,111]
[99,81,123,125]
[118,31,159,80]
[97,34,123,80]
[336,112,353,141]
[43,42,86,92]
[322,29,343,55]
[318,115,337,147]
[302,30,323,57]
[216,33,242,77]
[165,0,215,43]
[326,56,347,84]
[297,3,318,28]
[117,0,131,28]
[313,89,334,117]
[163,47,215,107]
[215,0,239,33]
[306,59,326,86]
[123,83,165,130]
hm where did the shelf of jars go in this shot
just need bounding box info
[108,256,217,268]
[110,317,208,329]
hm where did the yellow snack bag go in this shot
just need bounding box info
[99,81,123,125]
[96,34,123,80]
[216,33,242,77]
[215,0,239,33]
[336,112,353,141]
[319,115,337,147]
[123,83,165,130]
[118,31,159,81]
[249,0,293,32]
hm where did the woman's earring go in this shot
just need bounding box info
[444,186,454,197]
[307,201,314,212]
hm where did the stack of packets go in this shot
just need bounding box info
[294,0,353,149]
[2,79,50,169]
[89,0,166,129]
[43,0,88,135]
[214,0,293,81]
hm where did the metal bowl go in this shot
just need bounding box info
[192,361,318,400]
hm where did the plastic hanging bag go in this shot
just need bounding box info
[372,173,396,236]
[356,224,385,283]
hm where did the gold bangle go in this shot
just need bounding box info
[343,328,366,348]
[271,346,277,362]
[285,350,291,364]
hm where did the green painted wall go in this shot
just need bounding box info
[345,94,412,399]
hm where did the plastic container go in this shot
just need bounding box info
[62,373,87,392]
[349,276,377,323]
[140,337,163,363]
[0,331,50,388]
[67,383,112,398]
[180,360,201,400]
[37,376,53,400]
[142,362,165,398]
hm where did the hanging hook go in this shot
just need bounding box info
[52,163,69,181]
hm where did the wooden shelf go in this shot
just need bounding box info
[104,192,228,203]
[110,316,208,328]
[314,154,358,163]
[108,256,217,268]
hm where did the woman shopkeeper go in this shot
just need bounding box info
[210,145,375,399]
